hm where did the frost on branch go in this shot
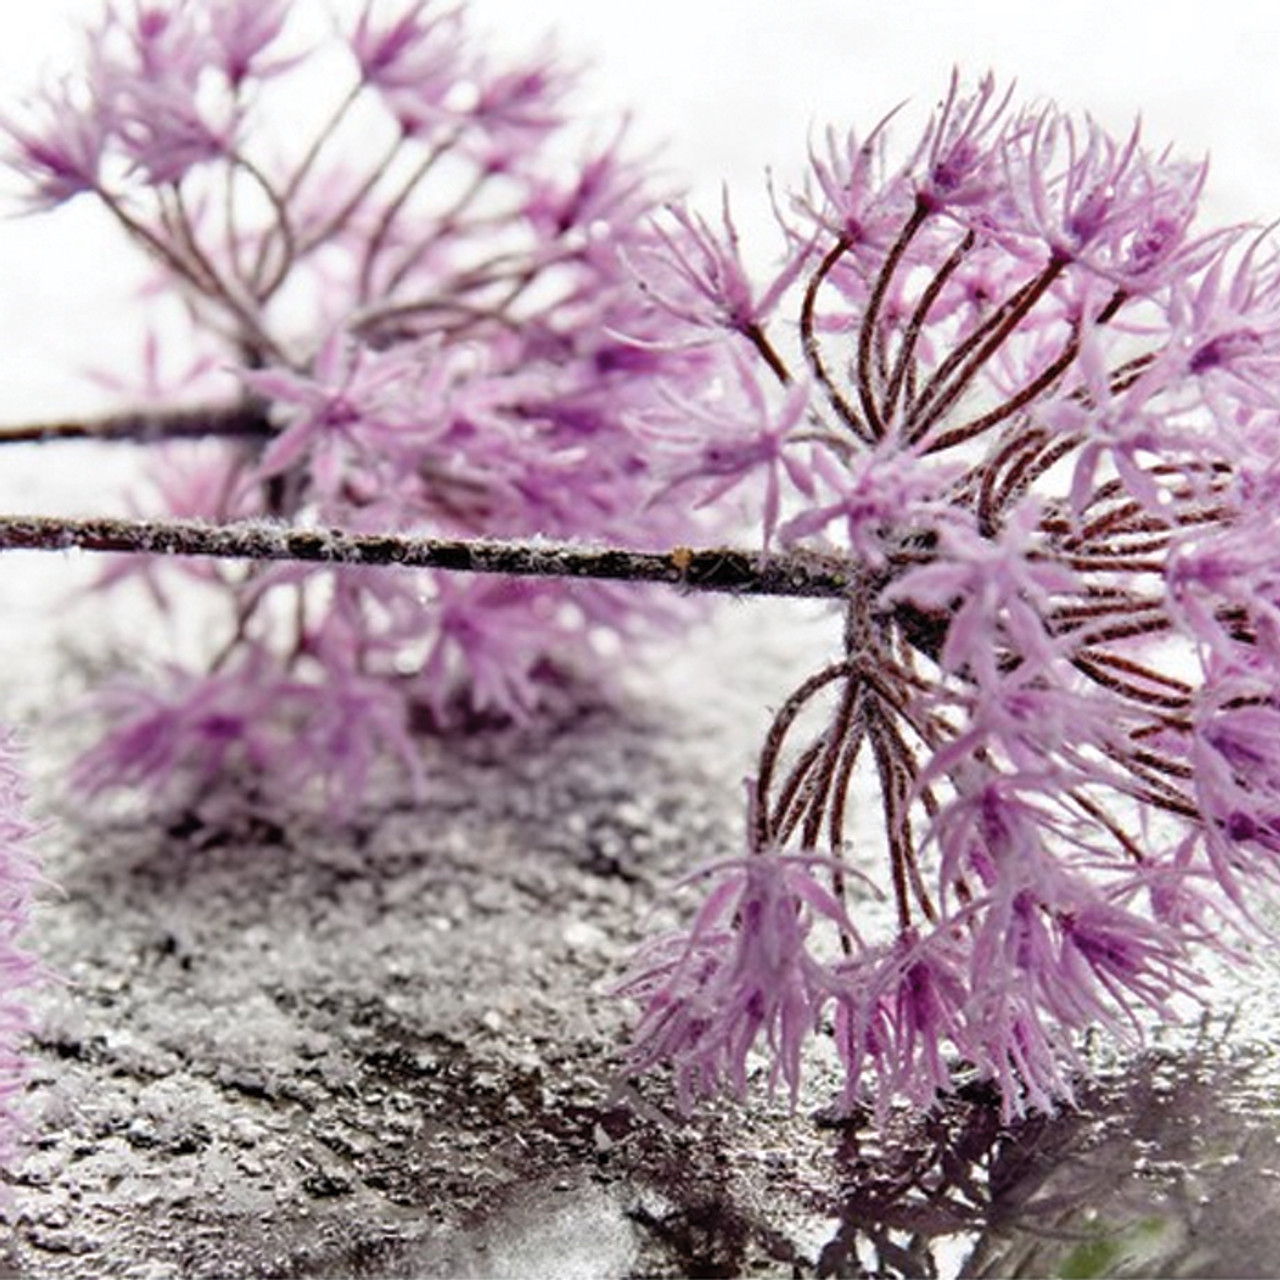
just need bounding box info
[623,73,1280,1118]
[3,0,717,808]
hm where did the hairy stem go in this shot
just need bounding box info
[855,200,929,439]
[800,236,874,442]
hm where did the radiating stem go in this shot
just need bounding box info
[754,660,856,844]
[800,235,874,443]
[855,200,929,439]
[906,257,1066,447]
[881,228,974,429]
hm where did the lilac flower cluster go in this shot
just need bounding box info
[0,732,42,1178]
[4,0,711,807]
[625,76,1280,1117]
[10,4,1280,1121]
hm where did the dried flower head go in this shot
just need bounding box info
[626,72,1280,1118]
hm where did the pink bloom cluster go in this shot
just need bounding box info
[625,75,1280,1117]
[11,7,1279,1120]
[0,732,42,1177]
[5,0,712,807]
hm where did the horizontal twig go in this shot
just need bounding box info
[0,402,269,446]
[0,513,857,600]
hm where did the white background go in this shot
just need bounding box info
[0,0,1277,423]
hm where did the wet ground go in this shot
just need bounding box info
[2,514,1280,1278]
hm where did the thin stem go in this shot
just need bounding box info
[225,145,247,290]
[855,200,929,439]
[1058,553,1168,575]
[1047,595,1163,631]
[1060,607,1171,648]
[349,292,528,345]
[871,704,937,924]
[826,720,863,858]
[279,81,365,205]
[1072,649,1192,710]
[170,188,260,327]
[826,719,868,956]
[349,242,568,340]
[975,425,1050,532]
[129,187,282,363]
[755,659,857,843]
[357,130,467,303]
[931,327,1081,456]
[1099,743,1198,818]
[946,289,1128,457]
[101,191,216,294]
[771,736,829,847]
[295,129,405,261]
[379,162,498,299]
[800,236,874,442]
[229,152,298,302]
[0,402,270,446]
[868,710,915,932]
[743,321,792,385]
[1068,788,1147,864]
[799,676,864,848]
[907,257,1067,448]
[1066,496,1182,549]
[881,228,974,428]
[988,431,1081,528]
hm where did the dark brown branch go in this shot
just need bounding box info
[0,513,859,600]
[0,402,271,446]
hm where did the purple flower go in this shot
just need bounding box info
[464,46,570,152]
[624,74,1280,1119]
[799,112,907,248]
[0,78,108,208]
[347,0,482,139]
[1003,110,1209,286]
[207,0,295,87]
[832,932,971,1117]
[349,0,462,90]
[913,70,1014,213]
[244,330,409,497]
[621,850,858,1110]
[776,441,959,562]
[638,189,810,343]
[646,352,814,547]
[73,643,427,818]
[887,500,1077,682]
[414,576,580,726]
[17,13,1280,1126]
[5,0,722,802]
[71,663,289,801]
[92,1,235,184]
[522,131,663,241]
[1167,231,1280,406]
